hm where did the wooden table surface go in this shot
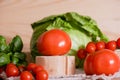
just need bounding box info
[0,0,120,52]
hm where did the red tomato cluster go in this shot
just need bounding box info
[77,37,120,60]
[0,63,48,80]
[22,63,48,80]
[77,37,120,76]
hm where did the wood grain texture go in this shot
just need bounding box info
[36,56,75,76]
[0,0,120,52]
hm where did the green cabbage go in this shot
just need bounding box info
[30,12,109,68]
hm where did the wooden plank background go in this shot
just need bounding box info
[0,0,120,52]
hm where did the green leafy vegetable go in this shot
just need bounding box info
[13,52,26,60]
[9,35,23,52]
[0,53,10,66]
[11,56,19,64]
[0,35,27,67]
[30,12,109,68]
[0,35,9,53]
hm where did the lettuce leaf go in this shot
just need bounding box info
[30,12,109,68]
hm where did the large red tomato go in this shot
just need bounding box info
[37,29,71,56]
[84,49,120,75]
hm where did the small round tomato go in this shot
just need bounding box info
[86,42,96,53]
[96,41,105,50]
[5,63,19,77]
[37,29,71,56]
[33,65,44,74]
[77,49,87,59]
[106,40,117,51]
[117,37,120,48]
[27,63,37,71]
[35,70,48,80]
[84,49,120,75]
[20,71,33,80]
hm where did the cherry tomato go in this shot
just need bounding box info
[106,40,117,51]
[37,29,71,56]
[86,42,96,53]
[36,70,48,80]
[96,41,105,50]
[20,71,33,80]
[84,49,120,75]
[27,63,37,71]
[33,65,44,74]
[77,49,87,59]
[5,63,19,77]
[117,37,120,48]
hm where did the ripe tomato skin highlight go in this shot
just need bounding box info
[117,38,120,48]
[84,49,120,75]
[20,71,33,80]
[5,63,19,77]
[96,41,105,50]
[37,29,71,56]
[86,42,96,53]
[36,70,48,80]
[106,40,117,51]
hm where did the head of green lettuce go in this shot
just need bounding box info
[30,12,109,68]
